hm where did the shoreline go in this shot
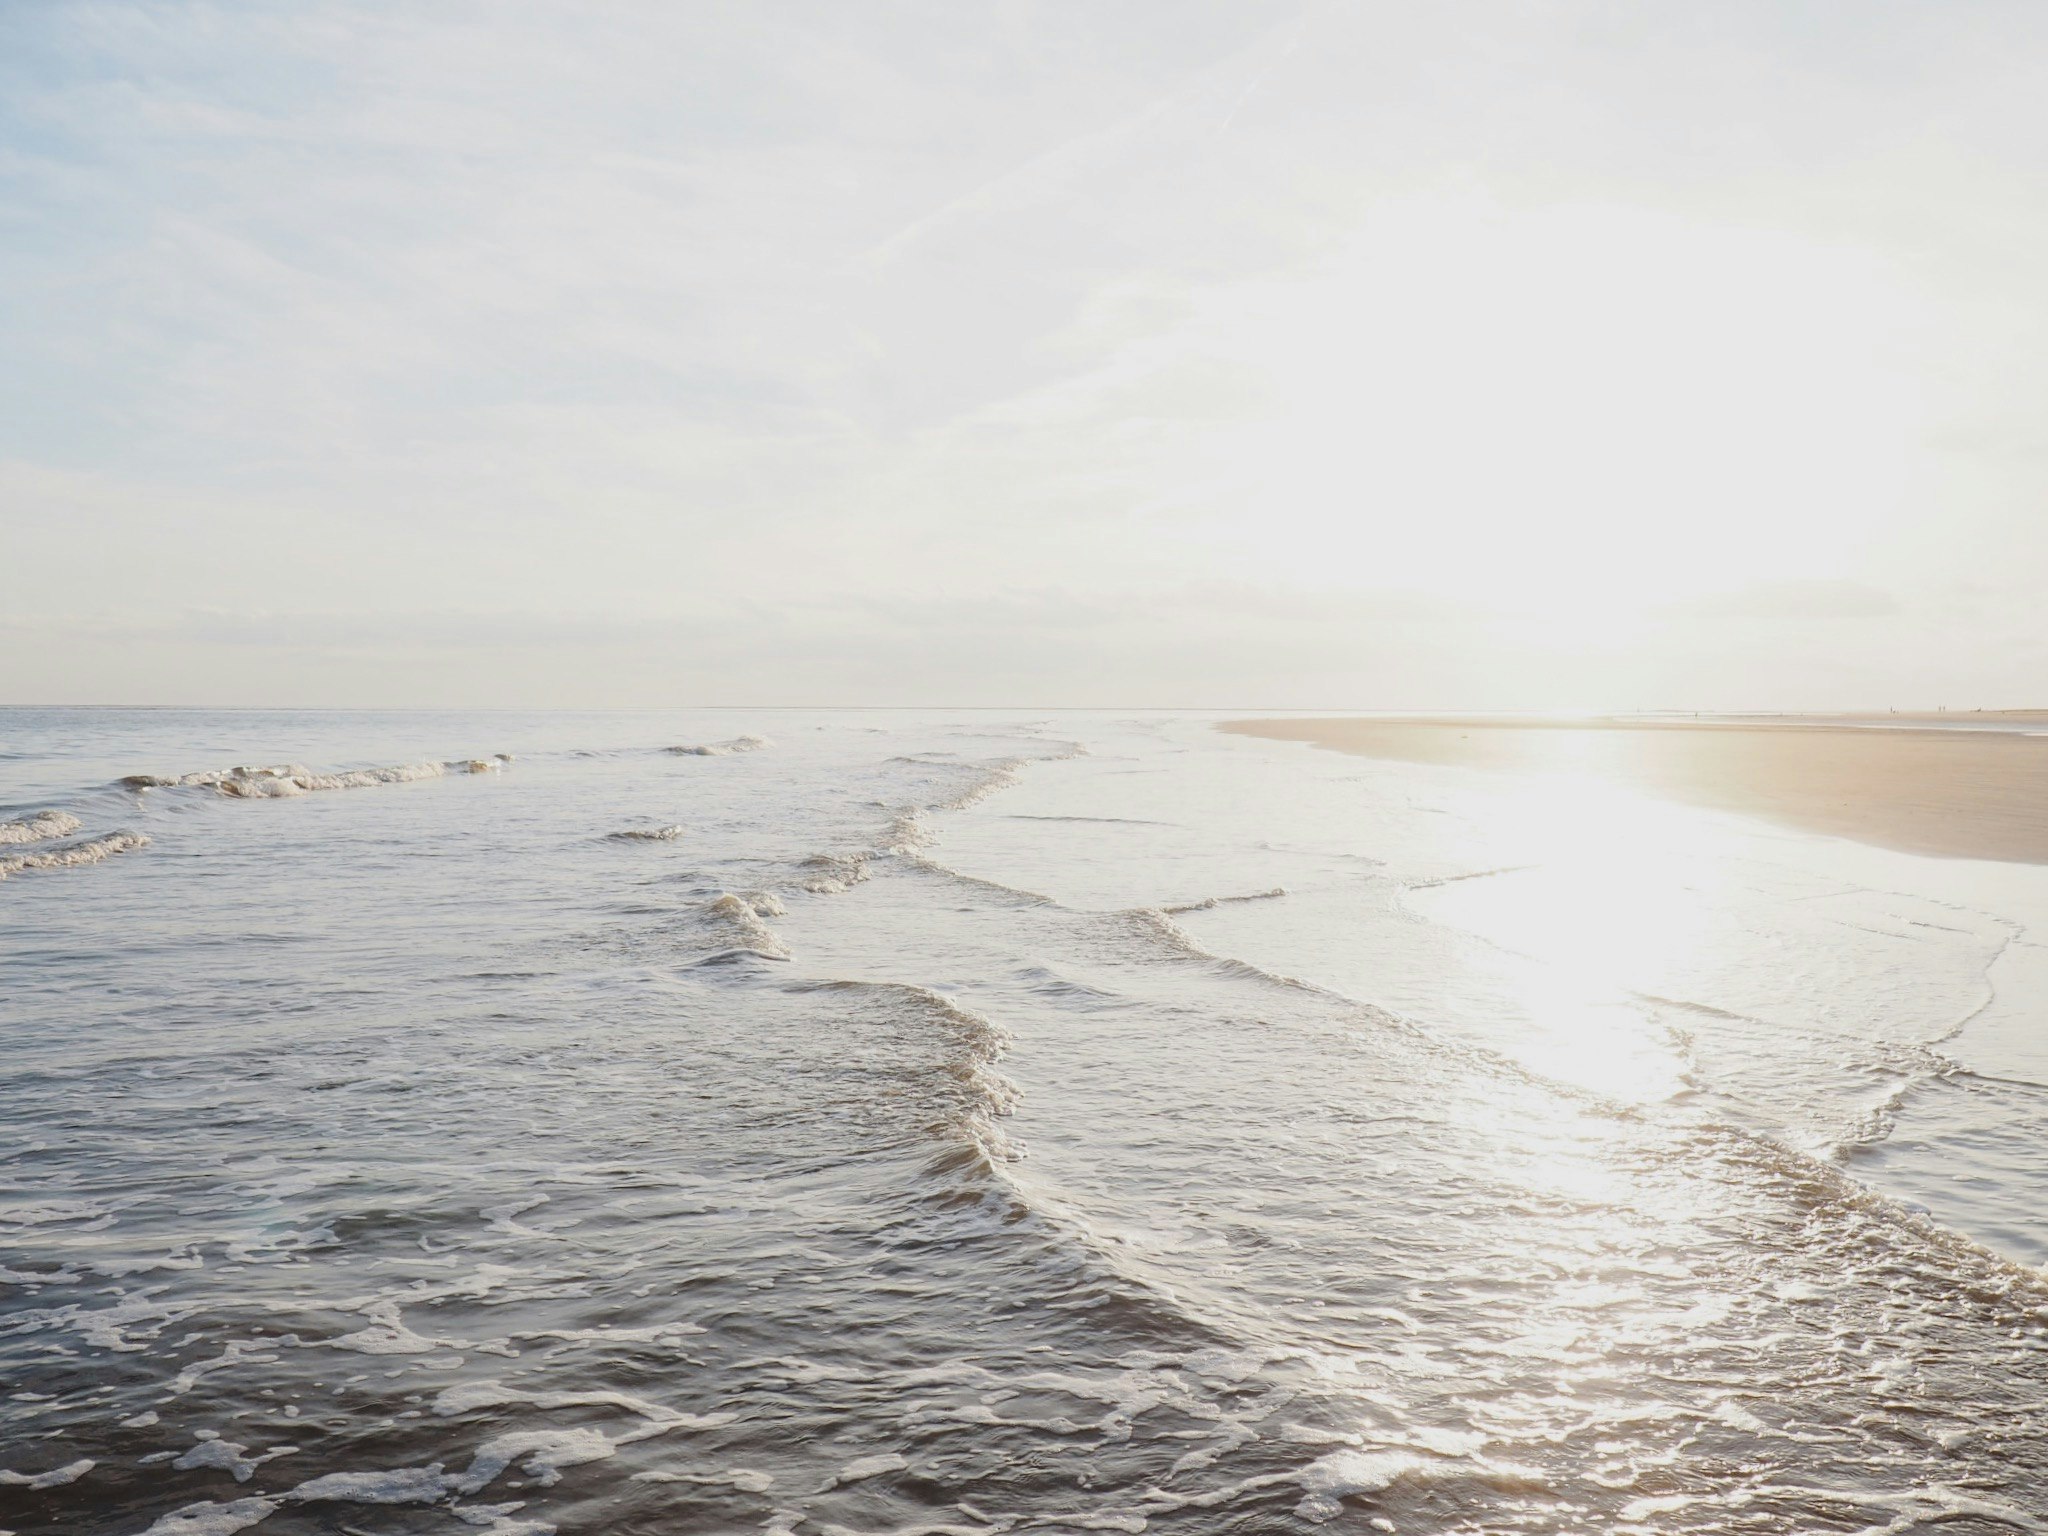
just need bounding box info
[1222,715,2048,865]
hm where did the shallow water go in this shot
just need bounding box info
[6,708,2048,1535]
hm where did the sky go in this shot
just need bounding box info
[4,1,2047,708]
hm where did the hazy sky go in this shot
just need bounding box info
[6,2,2046,707]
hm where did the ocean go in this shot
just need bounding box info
[5,708,2048,1535]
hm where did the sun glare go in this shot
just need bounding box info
[1411,763,1720,1104]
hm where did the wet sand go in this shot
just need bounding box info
[1222,716,2048,865]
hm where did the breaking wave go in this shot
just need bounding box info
[799,851,871,894]
[792,977,1021,1168]
[0,831,150,881]
[122,758,511,797]
[0,810,83,845]
[703,891,790,959]
[1163,887,1288,914]
[667,735,770,757]
[607,825,685,842]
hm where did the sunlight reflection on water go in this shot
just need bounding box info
[10,711,2048,1533]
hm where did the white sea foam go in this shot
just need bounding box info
[121,758,506,797]
[278,1418,689,1514]
[0,830,149,880]
[800,851,871,893]
[0,1457,95,1489]
[449,1503,555,1536]
[0,809,83,844]
[706,892,791,957]
[326,1300,468,1356]
[832,1452,909,1485]
[457,1428,624,1490]
[288,1465,454,1503]
[135,1497,279,1536]
[0,1261,82,1282]
[607,825,685,842]
[170,1438,295,1484]
[1293,1448,1443,1522]
[214,762,446,797]
[668,735,770,756]
[20,1291,205,1354]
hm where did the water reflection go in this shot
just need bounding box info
[1406,770,1723,1105]
[11,713,2048,1534]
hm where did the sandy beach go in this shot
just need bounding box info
[1223,715,2048,865]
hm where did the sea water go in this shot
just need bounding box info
[5,708,2048,1534]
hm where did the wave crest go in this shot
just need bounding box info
[607,825,685,842]
[800,852,871,894]
[0,832,150,881]
[0,810,84,846]
[122,758,509,797]
[705,892,790,958]
[1162,888,1288,915]
[668,735,770,757]
[793,978,1020,1164]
